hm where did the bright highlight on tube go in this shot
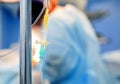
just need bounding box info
[33,0,49,63]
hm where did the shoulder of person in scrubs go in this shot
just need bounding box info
[42,2,113,84]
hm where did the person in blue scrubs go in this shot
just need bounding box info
[0,0,113,84]
[41,0,113,84]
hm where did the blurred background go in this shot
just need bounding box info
[1,0,120,53]
[0,0,120,84]
[87,0,120,53]
[59,0,120,54]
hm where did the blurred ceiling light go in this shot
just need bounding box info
[0,0,19,2]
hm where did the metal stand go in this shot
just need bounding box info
[20,0,32,84]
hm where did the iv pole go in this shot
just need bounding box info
[20,0,32,84]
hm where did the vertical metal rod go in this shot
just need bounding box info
[20,0,32,84]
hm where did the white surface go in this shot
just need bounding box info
[102,50,120,84]
[0,49,19,84]
[0,49,41,84]
[102,50,120,64]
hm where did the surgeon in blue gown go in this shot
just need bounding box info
[0,0,113,84]
[41,0,113,84]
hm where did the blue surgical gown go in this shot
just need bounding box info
[42,5,112,84]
